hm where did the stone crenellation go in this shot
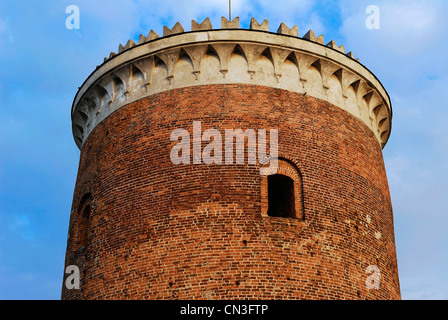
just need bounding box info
[71,17,392,151]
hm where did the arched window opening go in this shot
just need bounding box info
[261,158,304,220]
[267,174,296,218]
[76,204,91,250]
[74,193,93,252]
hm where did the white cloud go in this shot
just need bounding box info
[0,18,6,33]
[252,0,315,20]
[302,12,326,36]
[96,0,322,37]
[402,281,448,300]
[65,0,324,64]
[340,0,448,56]
[8,214,36,241]
[0,17,13,47]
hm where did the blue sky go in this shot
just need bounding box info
[0,0,447,300]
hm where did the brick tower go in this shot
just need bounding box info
[62,17,400,300]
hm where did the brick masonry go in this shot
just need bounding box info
[62,84,400,300]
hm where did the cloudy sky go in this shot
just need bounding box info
[0,0,447,300]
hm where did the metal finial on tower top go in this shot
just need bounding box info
[229,0,231,21]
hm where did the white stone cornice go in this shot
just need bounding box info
[72,20,392,150]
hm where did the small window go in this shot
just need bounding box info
[267,174,296,218]
[260,158,304,220]
[76,204,91,250]
[74,193,93,251]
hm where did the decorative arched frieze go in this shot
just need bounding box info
[71,18,392,150]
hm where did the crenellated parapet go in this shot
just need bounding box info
[71,17,392,149]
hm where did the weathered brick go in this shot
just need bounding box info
[62,84,400,300]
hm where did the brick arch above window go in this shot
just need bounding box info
[260,158,304,220]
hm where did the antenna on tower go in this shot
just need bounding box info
[229,0,231,21]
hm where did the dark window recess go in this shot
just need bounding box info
[77,204,91,250]
[267,174,296,218]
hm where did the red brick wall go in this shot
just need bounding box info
[62,84,400,300]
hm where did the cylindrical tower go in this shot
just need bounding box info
[62,17,400,300]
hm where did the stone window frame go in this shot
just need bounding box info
[260,158,304,220]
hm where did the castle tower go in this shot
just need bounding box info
[62,17,400,300]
